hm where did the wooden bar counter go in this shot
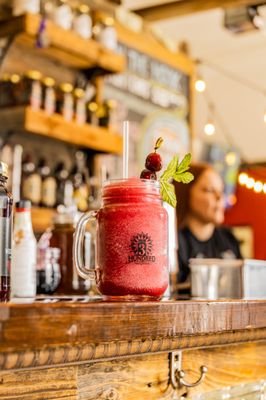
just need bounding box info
[0,298,265,399]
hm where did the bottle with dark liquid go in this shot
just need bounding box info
[0,162,13,302]
[38,158,56,208]
[21,154,41,207]
[54,161,73,207]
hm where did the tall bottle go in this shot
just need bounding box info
[71,152,89,212]
[21,154,41,207]
[38,158,57,208]
[11,201,37,298]
[0,162,13,302]
[54,161,73,207]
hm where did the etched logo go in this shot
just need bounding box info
[128,232,156,264]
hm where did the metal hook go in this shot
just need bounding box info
[170,350,208,389]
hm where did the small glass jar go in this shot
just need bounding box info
[13,0,40,16]
[73,88,86,125]
[16,70,42,110]
[93,16,117,51]
[51,0,73,30]
[36,247,61,295]
[73,4,92,39]
[86,101,98,125]
[42,76,56,115]
[55,82,73,121]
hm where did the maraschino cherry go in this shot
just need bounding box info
[140,137,163,180]
[145,138,163,172]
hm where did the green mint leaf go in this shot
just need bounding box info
[160,181,177,208]
[160,155,179,182]
[173,171,194,184]
[177,153,191,174]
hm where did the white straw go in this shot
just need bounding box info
[122,120,129,179]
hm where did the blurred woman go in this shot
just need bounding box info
[174,163,241,283]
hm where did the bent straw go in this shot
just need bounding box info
[122,121,129,179]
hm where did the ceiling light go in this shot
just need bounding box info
[204,121,215,136]
[195,78,206,93]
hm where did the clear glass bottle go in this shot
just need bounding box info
[21,154,42,207]
[51,0,73,30]
[13,0,40,16]
[42,76,56,115]
[0,162,13,302]
[73,4,92,39]
[93,16,117,51]
[11,200,37,298]
[38,158,57,208]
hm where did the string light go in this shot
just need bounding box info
[195,77,206,92]
[204,121,215,135]
[238,172,266,194]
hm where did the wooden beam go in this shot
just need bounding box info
[137,0,266,21]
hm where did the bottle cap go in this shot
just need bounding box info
[59,83,73,93]
[16,200,32,210]
[25,70,42,80]
[0,162,8,178]
[42,77,55,87]
[10,74,21,84]
[78,4,90,13]
[73,88,85,98]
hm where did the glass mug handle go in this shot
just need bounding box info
[73,210,98,280]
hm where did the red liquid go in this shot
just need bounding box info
[96,179,168,299]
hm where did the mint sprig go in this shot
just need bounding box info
[159,153,194,207]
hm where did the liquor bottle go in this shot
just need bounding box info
[71,152,89,212]
[38,158,56,208]
[21,154,41,207]
[0,162,13,302]
[11,201,37,298]
[54,161,73,207]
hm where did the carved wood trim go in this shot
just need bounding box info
[1,328,265,372]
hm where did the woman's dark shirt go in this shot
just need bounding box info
[178,226,242,282]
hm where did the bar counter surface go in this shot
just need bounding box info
[0,298,265,399]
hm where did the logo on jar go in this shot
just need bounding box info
[128,232,156,264]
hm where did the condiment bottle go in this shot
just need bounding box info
[74,88,86,125]
[36,247,61,295]
[54,161,73,207]
[55,83,74,121]
[51,0,73,30]
[0,162,13,302]
[21,154,42,207]
[86,101,98,125]
[42,76,56,115]
[93,16,117,51]
[73,4,92,39]
[11,201,37,298]
[18,70,42,110]
[49,209,89,295]
[38,158,57,208]
[12,0,40,16]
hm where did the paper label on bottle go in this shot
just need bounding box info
[11,241,37,298]
[30,81,42,111]
[44,87,55,115]
[42,177,56,207]
[23,174,42,204]
[63,93,73,121]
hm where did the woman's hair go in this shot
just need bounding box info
[174,162,213,228]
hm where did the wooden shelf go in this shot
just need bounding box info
[0,106,122,154]
[0,13,126,73]
[32,207,55,232]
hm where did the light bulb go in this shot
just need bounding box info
[204,122,215,136]
[195,78,206,93]
[238,173,248,185]
[254,181,263,193]
[225,152,236,166]
[246,177,255,189]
